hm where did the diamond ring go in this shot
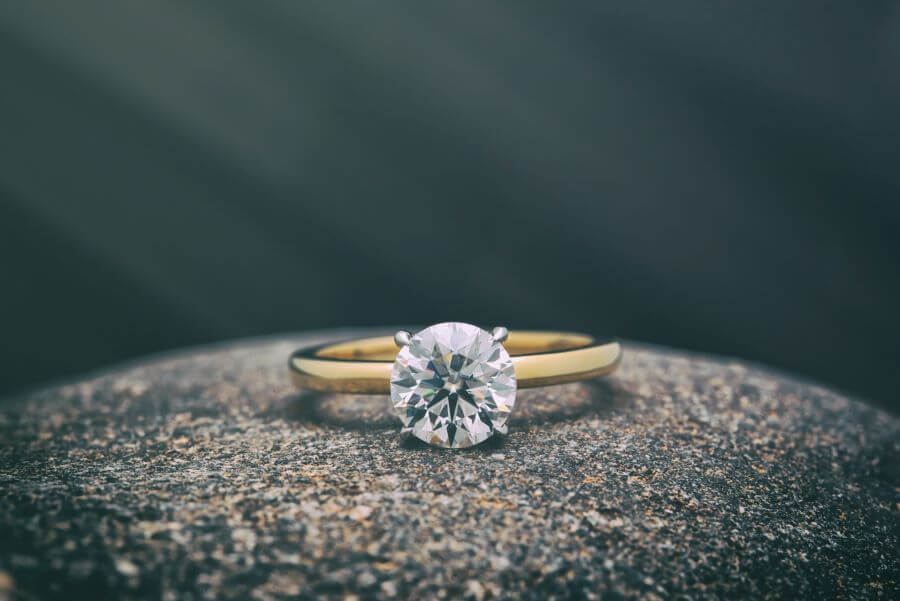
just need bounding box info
[288,322,622,448]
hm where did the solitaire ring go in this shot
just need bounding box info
[288,322,622,448]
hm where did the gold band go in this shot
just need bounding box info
[289,331,621,393]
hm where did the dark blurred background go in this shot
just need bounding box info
[1,2,898,411]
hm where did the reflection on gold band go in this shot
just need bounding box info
[289,331,621,394]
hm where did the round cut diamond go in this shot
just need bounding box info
[390,322,517,448]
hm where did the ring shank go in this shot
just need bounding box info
[289,331,621,393]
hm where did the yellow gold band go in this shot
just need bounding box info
[289,331,621,393]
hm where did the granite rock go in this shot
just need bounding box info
[0,332,897,600]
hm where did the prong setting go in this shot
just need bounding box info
[394,330,412,347]
[491,326,509,343]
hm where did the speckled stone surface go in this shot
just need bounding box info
[1,332,898,601]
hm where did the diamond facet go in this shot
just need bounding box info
[390,322,517,448]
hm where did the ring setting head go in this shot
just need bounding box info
[389,322,517,448]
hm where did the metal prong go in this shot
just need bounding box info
[394,330,412,347]
[491,326,509,343]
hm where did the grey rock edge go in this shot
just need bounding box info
[0,332,897,601]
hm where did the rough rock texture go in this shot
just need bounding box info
[0,332,897,601]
